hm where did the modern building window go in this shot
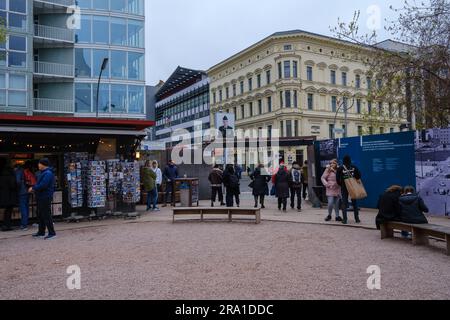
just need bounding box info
[267,96,272,112]
[111,50,127,79]
[355,74,361,89]
[128,52,144,80]
[306,66,313,81]
[232,84,236,97]
[342,72,347,86]
[284,61,291,78]
[92,0,109,10]
[257,74,261,88]
[128,19,145,48]
[266,70,271,84]
[8,35,26,68]
[77,15,92,43]
[111,17,127,46]
[75,48,92,78]
[111,84,127,114]
[93,15,110,44]
[330,70,336,85]
[75,83,92,113]
[248,78,253,92]
[128,0,145,15]
[111,0,127,12]
[93,83,110,113]
[358,126,363,136]
[278,62,282,79]
[128,85,144,114]
[258,99,262,114]
[356,99,361,114]
[285,90,291,108]
[331,96,337,112]
[293,61,298,78]
[307,93,314,110]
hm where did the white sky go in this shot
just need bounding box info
[145,0,406,85]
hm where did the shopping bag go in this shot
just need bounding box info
[344,178,367,200]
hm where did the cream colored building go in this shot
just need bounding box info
[207,30,406,165]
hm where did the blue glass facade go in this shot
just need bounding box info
[74,1,145,117]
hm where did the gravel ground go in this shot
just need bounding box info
[0,220,449,300]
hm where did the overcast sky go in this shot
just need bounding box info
[145,0,406,85]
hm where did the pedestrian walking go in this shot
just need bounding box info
[375,185,402,229]
[301,160,309,200]
[151,160,162,211]
[223,164,240,207]
[273,162,290,212]
[29,158,56,240]
[321,159,342,222]
[336,155,362,224]
[208,164,225,207]
[142,160,157,211]
[288,162,303,212]
[0,158,18,232]
[162,160,179,207]
[250,164,270,209]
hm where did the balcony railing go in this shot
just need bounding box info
[34,61,74,78]
[34,0,75,7]
[34,24,74,43]
[34,98,74,114]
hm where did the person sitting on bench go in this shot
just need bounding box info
[375,185,402,230]
[399,186,429,238]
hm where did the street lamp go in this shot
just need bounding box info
[333,95,355,138]
[96,58,109,118]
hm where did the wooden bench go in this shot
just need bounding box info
[380,221,450,256]
[173,207,261,224]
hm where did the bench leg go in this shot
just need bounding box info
[380,224,394,239]
[446,235,450,256]
[200,210,203,222]
[255,211,261,224]
[228,210,232,223]
[172,214,175,223]
[412,228,429,246]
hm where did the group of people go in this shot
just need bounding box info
[0,158,57,239]
[320,155,362,224]
[376,185,429,236]
[207,161,309,211]
[141,159,180,211]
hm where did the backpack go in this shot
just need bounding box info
[229,174,239,188]
[293,170,300,183]
[24,169,37,187]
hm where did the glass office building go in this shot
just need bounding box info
[0,0,146,118]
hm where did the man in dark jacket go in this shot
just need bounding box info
[223,164,240,207]
[250,164,270,209]
[273,162,290,212]
[399,186,429,224]
[336,155,362,224]
[208,164,225,207]
[30,158,56,240]
[288,162,303,212]
[375,185,403,229]
[0,158,18,232]
[162,160,179,207]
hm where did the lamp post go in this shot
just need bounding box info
[96,58,109,118]
[333,95,355,138]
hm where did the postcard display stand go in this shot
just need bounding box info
[65,153,90,211]
[87,161,107,208]
[106,160,122,214]
[121,161,141,213]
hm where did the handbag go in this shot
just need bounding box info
[270,185,276,196]
[343,165,367,200]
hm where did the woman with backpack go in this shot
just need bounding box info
[288,162,303,212]
[250,164,270,209]
[272,161,290,212]
[223,164,240,207]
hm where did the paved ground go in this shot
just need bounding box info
[0,197,449,300]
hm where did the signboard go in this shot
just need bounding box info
[215,112,235,138]
[316,132,416,209]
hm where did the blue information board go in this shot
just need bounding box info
[317,132,416,208]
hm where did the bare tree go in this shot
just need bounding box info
[331,0,450,130]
